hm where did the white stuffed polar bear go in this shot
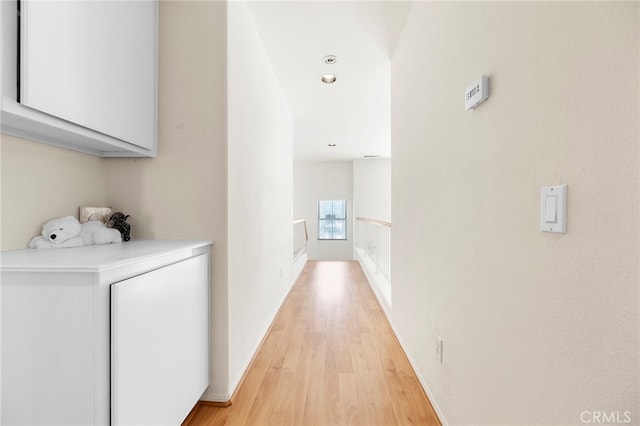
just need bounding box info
[28,216,122,249]
[80,220,123,245]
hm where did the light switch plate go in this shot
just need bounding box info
[540,185,567,233]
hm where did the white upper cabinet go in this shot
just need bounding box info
[0,1,157,157]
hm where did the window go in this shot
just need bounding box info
[318,200,347,240]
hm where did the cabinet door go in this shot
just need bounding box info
[1,273,98,426]
[20,0,156,150]
[110,255,210,426]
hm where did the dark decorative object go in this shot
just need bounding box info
[108,212,131,242]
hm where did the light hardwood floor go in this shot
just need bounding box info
[184,261,441,426]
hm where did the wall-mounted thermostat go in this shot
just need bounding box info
[465,76,489,110]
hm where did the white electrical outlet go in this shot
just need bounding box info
[435,335,443,363]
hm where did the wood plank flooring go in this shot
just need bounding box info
[184,261,440,426]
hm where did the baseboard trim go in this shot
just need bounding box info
[182,399,233,425]
[204,259,309,412]
[199,400,233,408]
[356,258,448,426]
[198,389,232,402]
[226,264,305,402]
[392,325,448,426]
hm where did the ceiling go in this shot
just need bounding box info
[246,1,412,161]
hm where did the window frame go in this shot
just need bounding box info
[317,200,347,241]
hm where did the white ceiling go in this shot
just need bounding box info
[246,1,412,161]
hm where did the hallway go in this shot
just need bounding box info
[184,261,440,425]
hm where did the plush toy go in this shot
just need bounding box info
[28,216,122,249]
[108,212,131,242]
[28,216,83,249]
[80,220,123,246]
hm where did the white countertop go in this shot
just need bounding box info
[0,240,213,273]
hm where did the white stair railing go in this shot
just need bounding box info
[293,218,308,261]
[355,217,391,282]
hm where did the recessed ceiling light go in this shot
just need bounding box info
[321,74,337,84]
[323,55,337,65]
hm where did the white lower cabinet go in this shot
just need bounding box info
[0,240,212,425]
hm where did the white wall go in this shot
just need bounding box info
[226,1,294,397]
[0,134,106,249]
[391,2,639,425]
[353,158,391,222]
[294,161,353,261]
[107,1,296,402]
[352,158,391,313]
[105,0,230,399]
